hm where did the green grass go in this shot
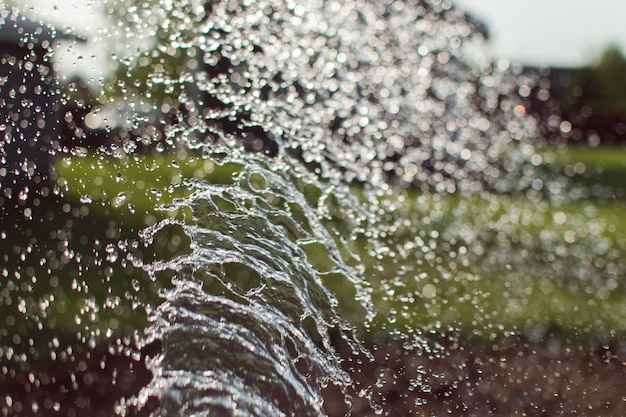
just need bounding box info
[363,145,626,340]
[562,144,626,169]
[49,147,626,342]
[554,144,626,195]
[0,150,243,342]
[54,149,242,224]
[364,190,626,341]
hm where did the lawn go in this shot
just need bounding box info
[52,145,626,342]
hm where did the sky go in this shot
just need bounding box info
[452,0,626,68]
[8,0,626,72]
[3,0,110,81]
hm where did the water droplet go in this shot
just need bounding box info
[113,192,127,208]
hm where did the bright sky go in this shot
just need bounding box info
[5,0,111,81]
[452,0,626,68]
[9,0,626,72]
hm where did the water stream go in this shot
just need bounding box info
[1,1,625,416]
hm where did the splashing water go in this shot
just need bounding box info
[129,156,377,415]
[1,0,625,416]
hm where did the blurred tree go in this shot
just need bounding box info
[101,0,212,106]
[552,45,626,116]
[544,45,626,144]
[586,45,626,115]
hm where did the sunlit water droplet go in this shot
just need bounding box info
[1,3,625,417]
[113,192,127,208]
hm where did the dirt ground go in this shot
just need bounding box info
[2,336,624,416]
[323,336,626,417]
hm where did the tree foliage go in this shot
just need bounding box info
[587,45,626,115]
